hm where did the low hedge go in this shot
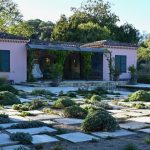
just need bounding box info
[82,108,119,132]
[63,105,88,119]
[0,91,21,105]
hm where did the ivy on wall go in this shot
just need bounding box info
[81,52,93,79]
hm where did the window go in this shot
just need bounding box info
[115,55,127,73]
[0,50,10,72]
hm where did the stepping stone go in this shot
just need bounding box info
[1,145,29,150]
[32,134,59,144]
[0,123,18,129]
[128,117,150,124]
[57,132,98,143]
[27,110,44,115]
[41,120,56,125]
[139,128,150,134]
[6,126,57,135]
[119,121,150,130]
[92,129,136,139]
[54,118,83,125]
[27,114,62,121]
[9,115,29,122]
[19,98,31,103]
[0,133,18,146]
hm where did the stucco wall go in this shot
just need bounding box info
[0,41,27,83]
[103,47,137,81]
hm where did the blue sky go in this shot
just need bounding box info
[13,0,150,33]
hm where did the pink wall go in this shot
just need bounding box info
[0,41,27,83]
[103,47,137,81]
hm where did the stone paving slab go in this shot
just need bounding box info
[32,134,59,144]
[128,117,150,124]
[57,132,98,143]
[54,118,83,125]
[0,145,29,150]
[6,126,57,135]
[0,123,18,129]
[27,110,44,115]
[19,98,32,103]
[0,133,18,146]
[91,129,136,139]
[41,120,56,125]
[119,121,150,130]
[139,128,150,133]
[9,115,29,122]
[26,114,62,120]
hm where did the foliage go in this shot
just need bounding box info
[67,92,76,98]
[90,95,101,102]
[52,144,64,150]
[15,146,29,150]
[127,90,150,102]
[0,84,18,94]
[0,91,20,105]
[0,0,22,31]
[0,77,8,85]
[128,65,137,84]
[19,111,33,117]
[82,108,119,132]
[53,98,76,109]
[124,143,138,150]
[8,21,34,37]
[10,132,32,144]
[31,89,54,96]
[27,19,54,41]
[132,103,148,109]
[10,121,46,129]
[63,105,88,119]
[145,138,150,144]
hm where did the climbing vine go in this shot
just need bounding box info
[81,52,93,79]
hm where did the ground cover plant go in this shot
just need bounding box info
[127,90,150,102]
[0,84,18,94]
[90,95,102,102]
[53,98,76,109]
[82,108,119,132]
[10,132,32,144]
[0,113,11,124]
[31,89,54,96]
[10,121,46,129]
[0,91,21,105]
[63,105,88,119]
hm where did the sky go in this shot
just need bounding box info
[13,0,150,33]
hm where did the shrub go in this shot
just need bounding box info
[10,132,32,144]
[145,138,150,144]
[124,143,138,150]
[0,84,18,94]
[15,146,29,150]
[19,111,33,117]
[128,90,150,102]
[0,77,8,85]
[91,95,101,102]
[67,92,76,98]
[132,103,148,109]
[97,102,112,110]
[29,99,46,110]
[63,105,88,119]
[82,108,119,132]
[0,91,21,105]
[10,121,46,129]
[31,89,54,96]
[0,113,11,124]
[53,98,75,109]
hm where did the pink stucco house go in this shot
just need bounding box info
[0,32,138,83]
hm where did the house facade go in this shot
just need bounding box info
[0,32,138,83]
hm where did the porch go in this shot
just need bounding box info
[27,42,105,81]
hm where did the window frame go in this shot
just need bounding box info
[115,55,127,73]
[0,50,10,72]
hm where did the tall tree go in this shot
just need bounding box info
[0,0,22,31]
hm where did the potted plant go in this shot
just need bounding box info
[51,63,63,87]
[113,68,121,81]
[128,65,137,85]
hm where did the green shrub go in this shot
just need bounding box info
[91,95,101,102]
[19,111,33,117]
[124,143,138,150]
[53,98,75,109]
[29,99,46,110]
[15,146,29,150]
[0,77,8,85]
[67,92,76,98]
[132,103,148,109]
[97,102,112,110]
[0,91,21,105]
[10,121,46,129]
[145,138,150,144]
[0,84,18,94]
[31,89,54,96]
[63,105,88,119]
[128,90,150,102]
[10,132,32,144]
[82,108,119,132]
[0,113,11,124]
[12,103,30,111]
